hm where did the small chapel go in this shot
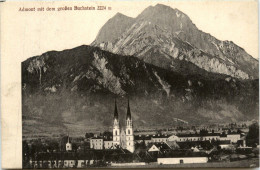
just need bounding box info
[113,99,135,153]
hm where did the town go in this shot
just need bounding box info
[23,100,259,168]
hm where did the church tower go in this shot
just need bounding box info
[65,134,72,151]
[113,99,120,148]
[125,99,134,153]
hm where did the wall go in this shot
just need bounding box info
[157,157,208,165]
[111,162,146,166]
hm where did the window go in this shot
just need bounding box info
[128,129,130,135]
[180,160,183,164]
[115,131,118,136]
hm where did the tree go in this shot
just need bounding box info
[237,129,242,134]
[22,140,30,168]
[246,122,259,147]
[200,129,208,136]
[103,131,112,140]
[47,140,59,152]
[72,143,78,152]
[85,133,94,139]
[27,57,47,87]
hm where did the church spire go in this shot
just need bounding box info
[67,133,70,143]
[114,98,118,120]
[126,99,131,120]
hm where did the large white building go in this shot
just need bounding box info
[167,132,241,143]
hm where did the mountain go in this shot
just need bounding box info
[92,4,258,79]
[22,45,258,138]
[95,12,134,44]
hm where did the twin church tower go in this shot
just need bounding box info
[113,99,134,153]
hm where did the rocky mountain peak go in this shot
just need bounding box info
[136,4,193,31]
[92,4,258,79]
[94,12,134,44]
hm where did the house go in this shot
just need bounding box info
[157,152,208,165]
[90,137,103,150]
[134,135,152,145]
[104,139,114,149]
[219,140,235,150]
[168,133,220,142]
[151,134,170,143]
[220,133,240,143]
[158,157,208,165]
[176,140,212,150]
[148,142,171,153]
[166,141,180,150]
[191,146,200,152]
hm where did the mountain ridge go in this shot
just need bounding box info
[22,45,258,137]
[92,3,258,79]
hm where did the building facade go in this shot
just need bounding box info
[90,137,103,150]
[168,132,241,143]
[104,140,114,149]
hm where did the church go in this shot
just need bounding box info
[113,99,135,153]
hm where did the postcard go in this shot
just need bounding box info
[1,0,259,169]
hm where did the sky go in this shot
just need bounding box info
[1,0,258,62]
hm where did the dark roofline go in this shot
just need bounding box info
[91,137,103,139]
[177,133,220,137]
[152,135,170,138]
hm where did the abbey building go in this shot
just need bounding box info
[89,99,135,153]
[113,99,134,153]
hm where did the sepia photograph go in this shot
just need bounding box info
[1,0,259,169]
